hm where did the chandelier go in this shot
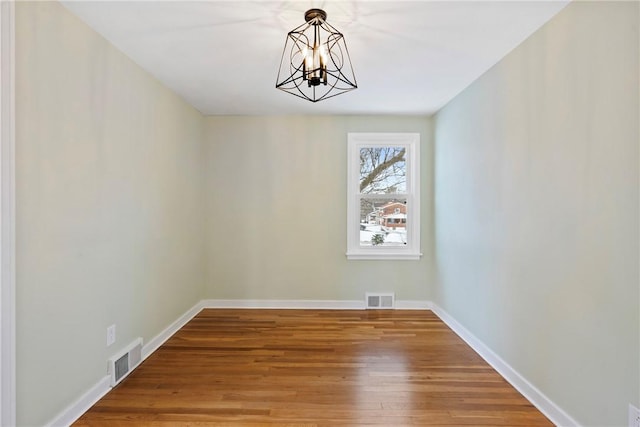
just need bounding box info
[275,9,357,102]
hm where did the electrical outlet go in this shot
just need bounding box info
[630,404,640,427]
[106,324,116,347]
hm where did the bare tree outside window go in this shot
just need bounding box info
[358,147,408,246]
[359,147,406,194]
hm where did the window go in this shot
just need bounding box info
[347,133,421,260]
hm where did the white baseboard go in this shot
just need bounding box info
[201,299,433,310]
[201,299,366,310]
[430,303,580,427]
[142,300,206,360]
[396,299,432,310]
[45,375,110,427]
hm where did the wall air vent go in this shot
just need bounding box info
[108,337,143,386]
[366,292,395,309]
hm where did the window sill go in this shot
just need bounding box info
[346,251,422,261]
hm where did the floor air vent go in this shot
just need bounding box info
[366,293,395,309]
[108,337,143,386]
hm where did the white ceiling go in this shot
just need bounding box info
[61,1,569,116]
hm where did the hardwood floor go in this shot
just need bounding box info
[74,309,553,426]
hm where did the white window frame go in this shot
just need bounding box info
[346,133,421,260]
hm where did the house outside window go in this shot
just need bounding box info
[347,133,421,260]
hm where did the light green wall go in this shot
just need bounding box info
[16,2,206,425]
[204,116,434,302]
[434,2,639,426]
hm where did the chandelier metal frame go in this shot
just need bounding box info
[275,9,357,103]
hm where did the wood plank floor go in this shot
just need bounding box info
[74,309,553,426]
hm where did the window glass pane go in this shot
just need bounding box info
[359,147,406,194]
[359,197,408,247]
